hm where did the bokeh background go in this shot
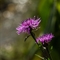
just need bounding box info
[0,0,60,60]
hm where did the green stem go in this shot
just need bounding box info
[30,31,39,46]
[42,43,52,60]
[46,46,52,60]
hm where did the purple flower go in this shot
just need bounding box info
[36,33,54,44]
[16,17,41,35]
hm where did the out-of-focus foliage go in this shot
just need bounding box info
[0,0,60,60]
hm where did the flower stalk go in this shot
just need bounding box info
[30,30,39,46]
[42,43,52,60]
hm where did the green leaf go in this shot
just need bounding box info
[48,58,50,60]
[35,54,44,60]
[51,46,53,50]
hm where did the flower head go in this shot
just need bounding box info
[36,33,54,44]
[16,17,41,35]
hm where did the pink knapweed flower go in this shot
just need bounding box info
[16,17,41,35]
[36,33,54,44]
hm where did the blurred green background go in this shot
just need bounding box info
[0,0,60,60]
